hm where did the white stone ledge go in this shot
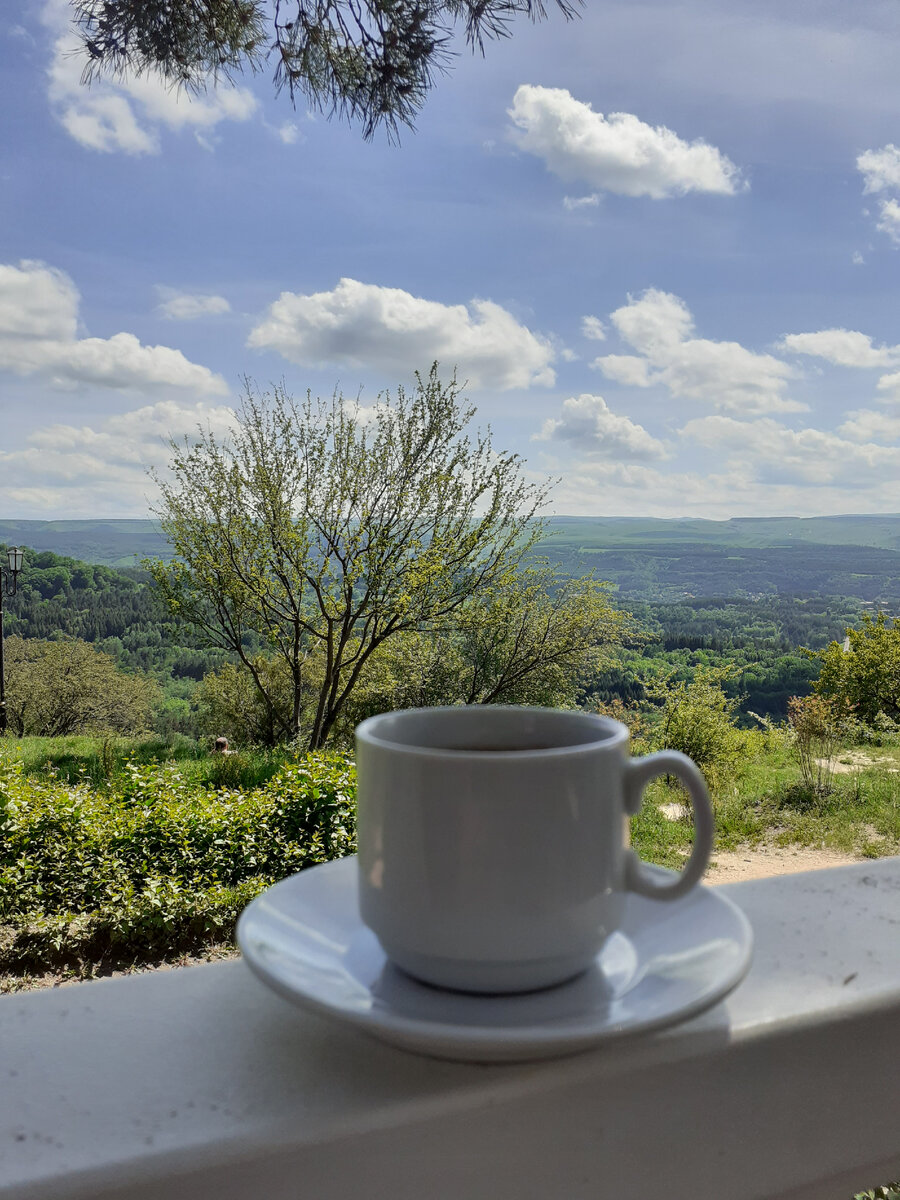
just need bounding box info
[4,860,900,1200]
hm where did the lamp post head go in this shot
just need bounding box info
[7,547,23,575]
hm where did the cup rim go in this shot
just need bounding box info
[355,705,630,758]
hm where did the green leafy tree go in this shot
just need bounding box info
[3,637,157,737]
[443,567,632,706]
[648,665,746,794]
[813,612,900,725]
[72,0,578,141]
[149,366,551,750]
[340,567,634,728]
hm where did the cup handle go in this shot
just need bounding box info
[622,750,714,901]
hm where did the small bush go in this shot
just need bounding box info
[649,667,747,795]
[850,712,900,748]
[589,698,652,754]
[775,780,825,814]
[787,694,848,797]
[0,750,356,975]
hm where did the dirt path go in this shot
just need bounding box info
[704,845,865,885]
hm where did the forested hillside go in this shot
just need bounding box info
[0,520,173,567]
[0,541,876,728]
[590,594,864,720]
[0,550,225,732]
[535,541,900,601]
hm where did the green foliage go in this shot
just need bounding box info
[195,568,635,745]
[0,750,355,974]
[72,0,577,142]
[647,666,748,794]
[1,544,226,735]
[342,567,635,724]
[787,694,849,800]
[446,568,635,706]
[3,637,158,737]
[814,612,900,724]
[4,724,900,983]
[197,656,300,747]
[150,367,551,749]
[8,734,292,794]
[586,594,864,723]
[3,527,896,749]
[855,1184,900,1200]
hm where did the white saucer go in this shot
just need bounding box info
[237,856,753,1063]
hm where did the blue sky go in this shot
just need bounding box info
[1,0,899,519]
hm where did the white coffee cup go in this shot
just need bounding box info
[355,706,714,994]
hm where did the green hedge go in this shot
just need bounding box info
[0,752,356,974]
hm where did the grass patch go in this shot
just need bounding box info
[633,736,900,866]
[1,733,291,792]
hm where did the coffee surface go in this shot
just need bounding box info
[436,742,558,752]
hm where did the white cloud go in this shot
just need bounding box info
[157,290,232,320]
[248,277,556,389]
[581,316,607,342]
[0,260,228,394]
[681,415,900,488]
[593,289,801,414]
[43,7,258,155]
[277,122,301,145]
[858,145,900,194]
[857,146,900,245]
[877,198,900,245]
[781,325,900,399]
[563,194,601,211]
[534,393,667,461]
[838,409,900,443]
[875,370,900,401]
[592,354,653,388]
[0,400,237,516]
[542,457,900,520]
[508,85,743,200]
[28,399,236,458]
[779,328,900,369]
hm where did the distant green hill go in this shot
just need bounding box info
[540,513,900,551]
[0,522,892,725]
[0,520,173,567]
[2,514,899,601]
[533,515,900,602]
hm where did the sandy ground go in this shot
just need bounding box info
[816,752,900,775]
[704,844,865,884]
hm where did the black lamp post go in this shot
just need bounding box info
[0,546,24,735]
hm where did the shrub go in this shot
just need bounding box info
[589,697,652,754]
[787,694,848,797]
[649,667,747,794]
[196,656,301,747]
[0,751,356,975]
